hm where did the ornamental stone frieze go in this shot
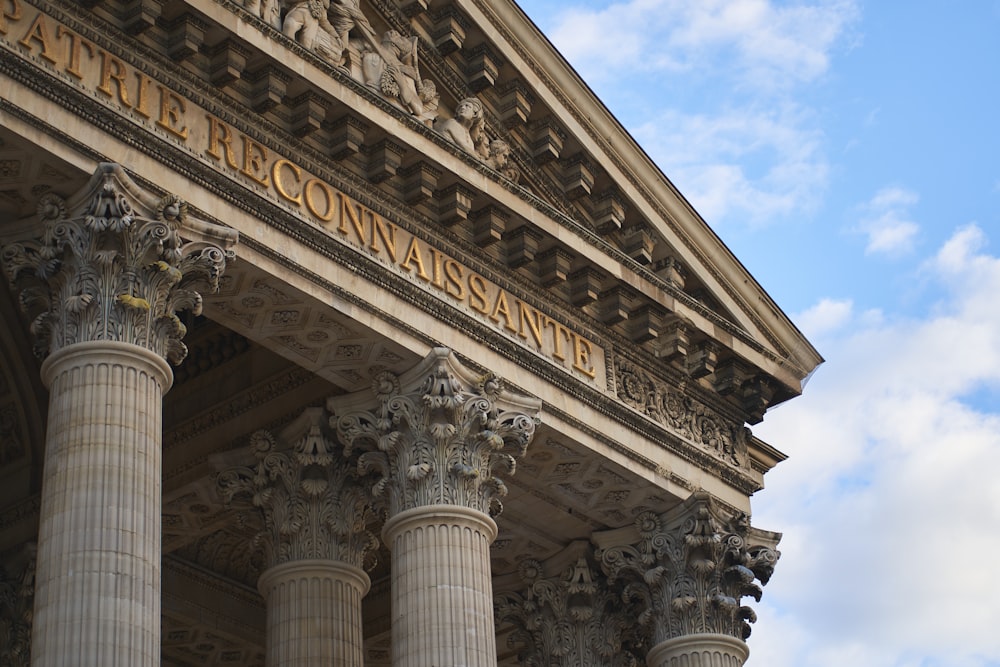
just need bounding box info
[595,492,779,648]
[331,347,541,517]
[495,544,644,667]
[1,163,237,365]
[217,407,379,570]
[613,356,751,469]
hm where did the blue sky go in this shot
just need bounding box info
[515,1,1000,665]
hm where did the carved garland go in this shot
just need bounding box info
[613,357,750,468]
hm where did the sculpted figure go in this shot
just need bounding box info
[415,79,440,127]
[245,0,281,29]
[362,30,425,116]
[329,0,378,46]
[486,139,520,182]
[434,97,485,155]
[283,0,346,65]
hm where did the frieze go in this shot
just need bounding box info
[613,355,750,469]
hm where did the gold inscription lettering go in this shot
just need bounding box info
[545,316,570,361]
[443,259,465,300]
[205,115,239,169]
[369,211,397,261]
[156,85,187,139]
[272,159,303,206]
[490,290,518,334]
[240,135,269,186]
[517,300,544,349]
[468,274,489,315]
[97,50,132,108]
[57,26,93,79]
[337,193,366,245]
[400,237,430,281]
[571,332,597,378]
[133,71,153,118]
[18,13,58,64]
[0,0,22,36]
[303,179,336,222]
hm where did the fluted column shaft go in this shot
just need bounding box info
[258,560,371,667]
[646,634,749,667]
[383,506,498,667]
[31,341,171,667]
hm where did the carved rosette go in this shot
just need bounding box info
[598,493,779,647]
[217,408,379,570]
[332,348,541,517]
[1,163,236,364]
[0,547,35,667]
[495,556,643,667]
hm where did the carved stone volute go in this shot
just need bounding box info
[495,545,643,667]
[597,492,779,647]
[217,408,379,570]
[331,347,541,517]
[1,163,237,364]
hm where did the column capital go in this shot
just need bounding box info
[495,544,644,667]
[1,163,237,364]
[596,492,779,648]
[217,407,379,570]
[330,348,541,517]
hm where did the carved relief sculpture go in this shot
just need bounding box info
[246,0,281,30]
[0,547,35,667]
[434,97,487,157]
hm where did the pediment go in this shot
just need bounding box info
[1,0,820,421]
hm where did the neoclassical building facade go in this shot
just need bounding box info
[0,1,822,666]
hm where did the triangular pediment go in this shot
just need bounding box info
[202,0,820,417]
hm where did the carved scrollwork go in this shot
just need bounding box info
[613,357,749,468]
[332,348,540,517]
[217,408,379,570]
[597,492,778,645]
[1,164,236,364]
[495,555,643,667]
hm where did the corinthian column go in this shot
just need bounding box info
[218,408,378,667]
[595,492,780,667]
[1,163,236,667]
[332,349,541,667]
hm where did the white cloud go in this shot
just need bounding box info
[751,224,1000,667]
[542,0,858,229]
[548,0,859,90]
[855,186,921,256]
[795,297,852,339]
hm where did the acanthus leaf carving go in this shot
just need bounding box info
[597,492,779,646]
[217,407,379,570]
[495,552,644,667]
[1,164,236,364]
[332,347,540,517]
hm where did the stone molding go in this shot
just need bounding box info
[596,492,779,647]
[1,163,236,364]
[217,408,379,570]
[332,348,541,517]
[495,549,643,667]
[646,633,749,667]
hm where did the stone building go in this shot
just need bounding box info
[0,1,821,666]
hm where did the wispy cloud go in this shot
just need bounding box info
[544,0,859,229]
[752,224,1000,667]
[855,186,921,256]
